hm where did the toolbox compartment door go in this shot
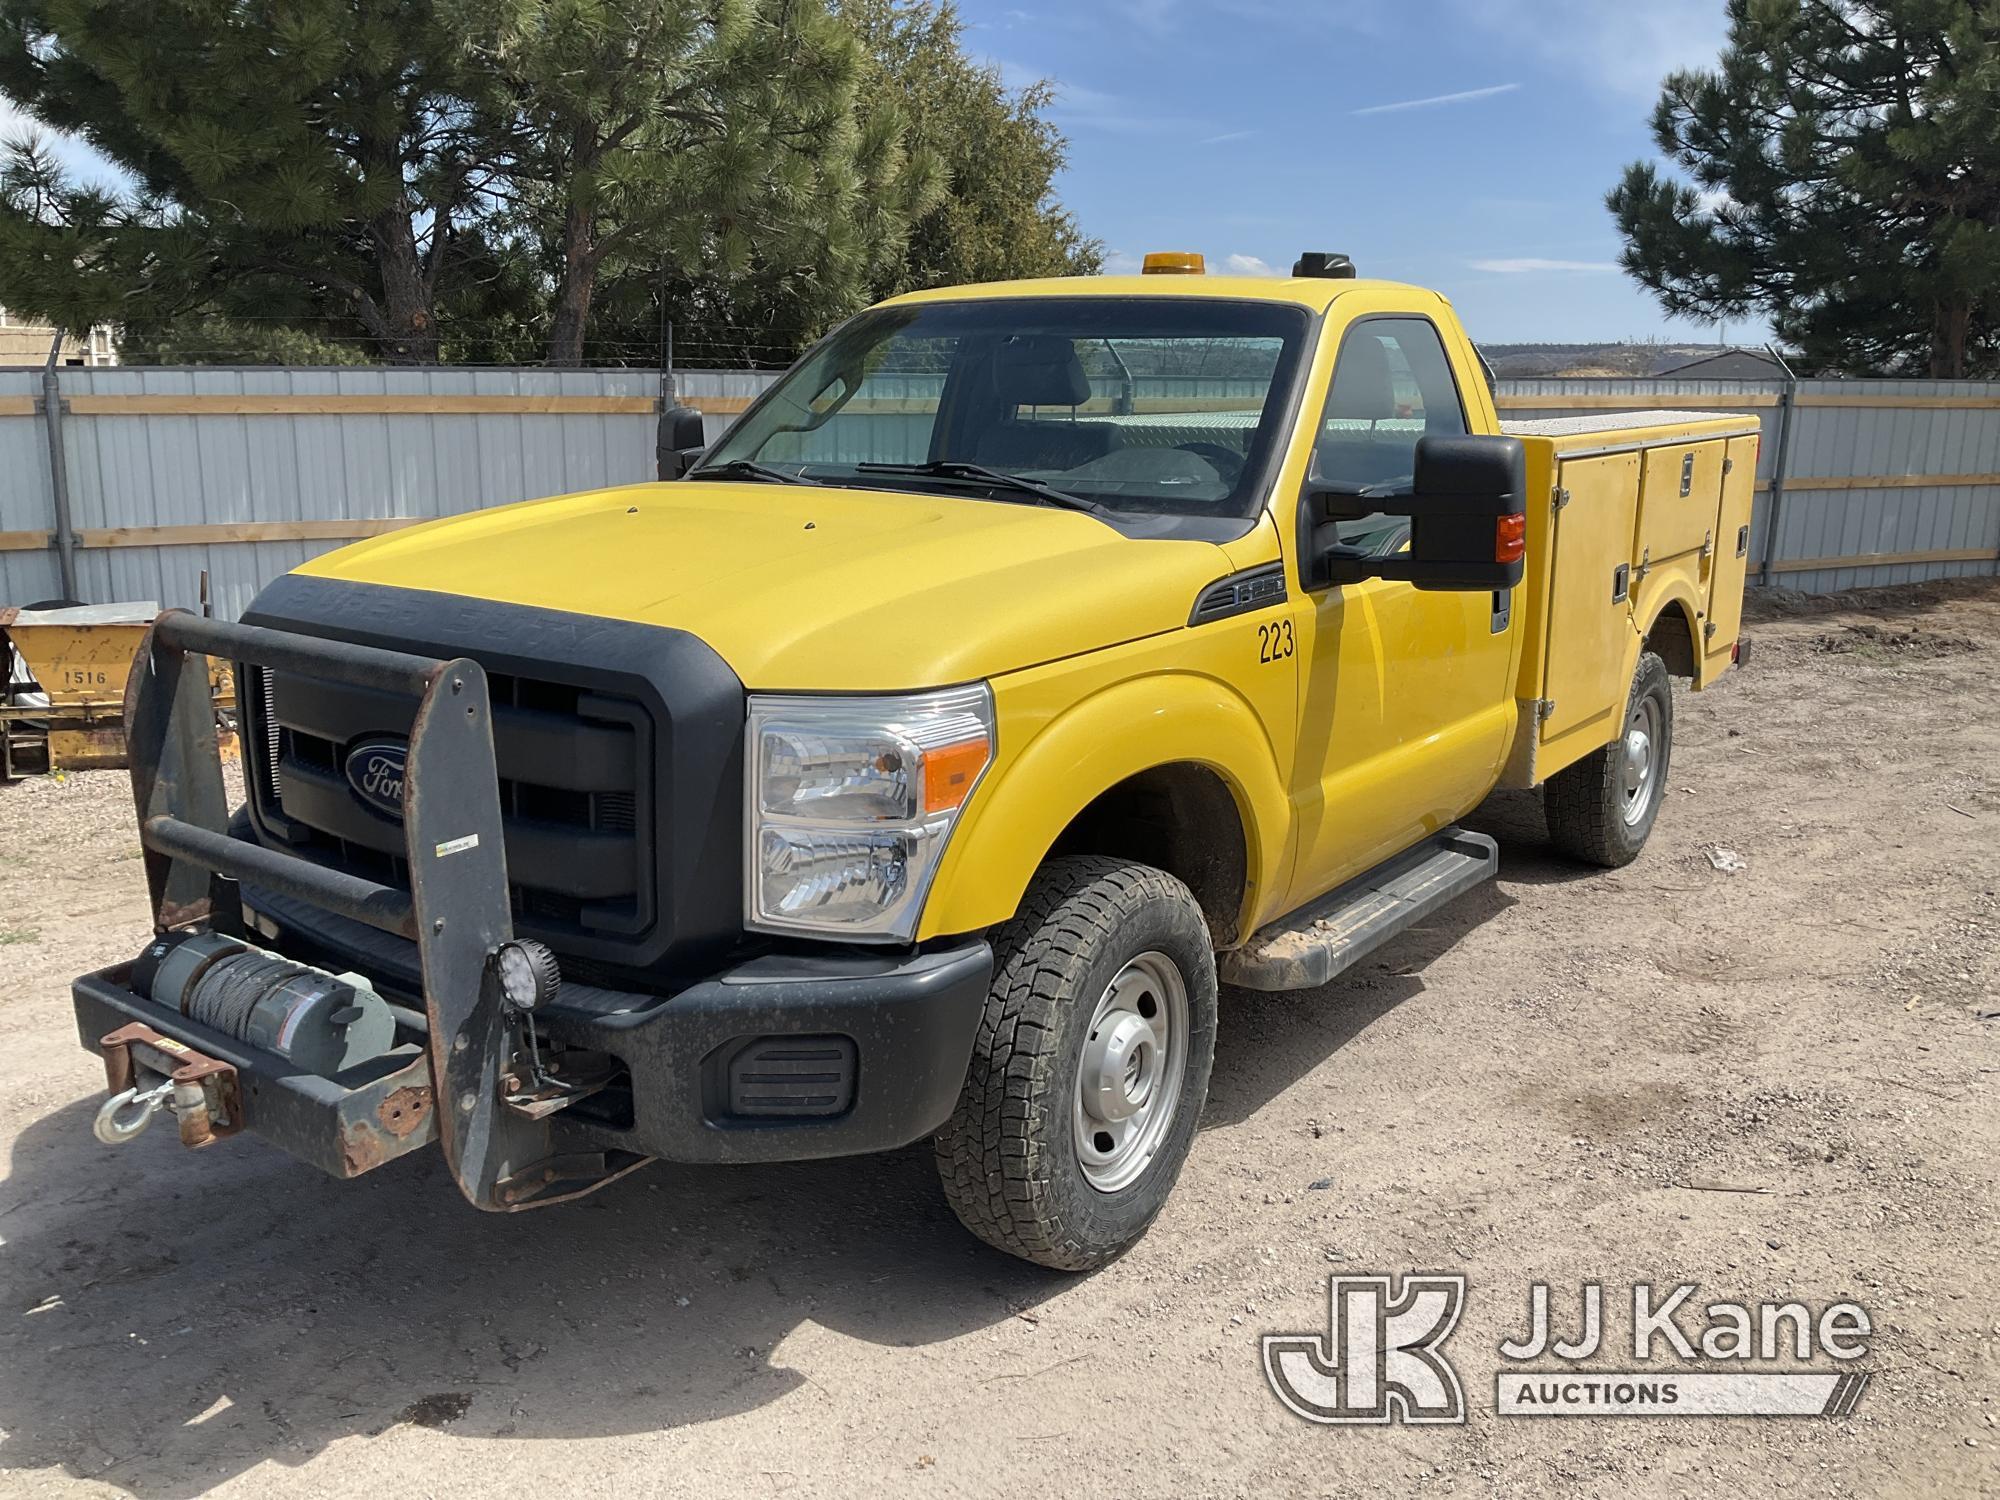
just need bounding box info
[1702,434,1759,673]
[1637,440,1728,566]
[1540,451,1641,748]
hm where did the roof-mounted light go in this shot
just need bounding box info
[1293,252,1357,279]
[1142,252,1206,275]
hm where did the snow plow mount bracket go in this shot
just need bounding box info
[122,607,622,1211]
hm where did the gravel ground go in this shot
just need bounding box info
[1,579,1996,1499]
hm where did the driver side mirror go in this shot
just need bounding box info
[657,404,709,480]
[1298,434,1527,593]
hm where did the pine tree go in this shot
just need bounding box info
[459,0,943,365]
[0,0,947,365]
[840,0,1100,294]
[1609,0,2000,378]
[588,0,1100,369]
[0,0,492,362]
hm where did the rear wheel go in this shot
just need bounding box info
[934,856,1217,1270]
[1545,651,1673,868]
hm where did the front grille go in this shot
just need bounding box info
[244,663,655,952]
[237,574,749,988]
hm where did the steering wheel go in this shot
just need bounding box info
[1174,442,1246,485]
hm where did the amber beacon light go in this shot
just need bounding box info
[1141,251,1206,275]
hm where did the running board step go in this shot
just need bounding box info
[1219,828,1498,993]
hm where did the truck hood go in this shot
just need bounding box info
[296,482,1230,690]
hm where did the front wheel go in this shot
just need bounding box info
[1545,650,1674,867]
[934,856,1217,1270]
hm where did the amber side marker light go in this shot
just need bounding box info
[1142,251,1206,275]
[923,738,991,815]
[1496,512,1528,564]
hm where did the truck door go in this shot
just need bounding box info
[1284,314,1518,907]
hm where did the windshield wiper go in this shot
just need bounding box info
[688,459,811,486]
[855,461,1112,518]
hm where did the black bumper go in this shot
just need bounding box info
[541,944,993,1165]
[73,938,992,1176]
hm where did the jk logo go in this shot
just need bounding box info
[1263,1274,1468,1425]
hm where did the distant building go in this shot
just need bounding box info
[1654,348,1786,380]
[0,308,117,368]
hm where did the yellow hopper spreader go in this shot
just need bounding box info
[2,603,235,778]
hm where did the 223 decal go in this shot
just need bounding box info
[1257,619,1295,664]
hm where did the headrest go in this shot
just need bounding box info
[1329,334,1396,422]
[992,335,1092,408]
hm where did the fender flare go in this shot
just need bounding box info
[1626,580,1708,692]
[917,673,1293,942]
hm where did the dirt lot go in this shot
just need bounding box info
[2,580,1997,1499]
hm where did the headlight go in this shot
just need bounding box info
[746,685,994,941]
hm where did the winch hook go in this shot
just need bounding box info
[92,1082,174,1146]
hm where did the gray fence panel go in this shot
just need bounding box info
[7,364,1997,614]
[30,366,662,619]
[1,370,61,603]
[1765,377,2000,592]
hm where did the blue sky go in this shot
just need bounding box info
[962,0,1767,345]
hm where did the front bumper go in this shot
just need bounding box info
[73,936,992,1177]
[538,943,992,1165]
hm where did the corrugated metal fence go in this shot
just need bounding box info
[1498,377,2000,595]
[0,366,663,618]
[4,365,1997,613]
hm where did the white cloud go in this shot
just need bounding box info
[1445,0,1732,100]
[992,61,1186,136]
[1350,83,1520,117]
[1221,254,1281,277]
[1101,249,1145,276]
[1198,129,1256,146]
[1470,258,1622,274]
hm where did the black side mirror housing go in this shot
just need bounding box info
[1298,434,1528,593]
[657,404,709,479]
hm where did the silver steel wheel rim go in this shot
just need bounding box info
[1621,694,1662,826]
[1072,950,1189,1194]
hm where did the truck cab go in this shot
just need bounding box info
[74,257,1758,1270]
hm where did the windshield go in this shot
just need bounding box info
[703,297,1313,521]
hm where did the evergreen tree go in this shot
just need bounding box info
[0,0,1094,366]
[592,0,1100,369]
[0,0,491,362]
[1609,0,2000,378]
[458,0,942,365]
[841,0,1099,294]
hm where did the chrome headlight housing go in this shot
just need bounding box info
[746,685,995,941]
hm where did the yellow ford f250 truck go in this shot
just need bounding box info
[75,253,1757,1269]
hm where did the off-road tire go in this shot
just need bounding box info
[934,856,1218,1271]
[1545,650,1673,868]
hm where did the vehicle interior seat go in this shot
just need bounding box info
[973,335,1124,472]
[1314,332,1415,492]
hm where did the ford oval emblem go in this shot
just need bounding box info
[344,738,408,819]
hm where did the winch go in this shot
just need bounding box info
[92,932,401,1147]
[132,930,401,1074]
[133,931,398,1074]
